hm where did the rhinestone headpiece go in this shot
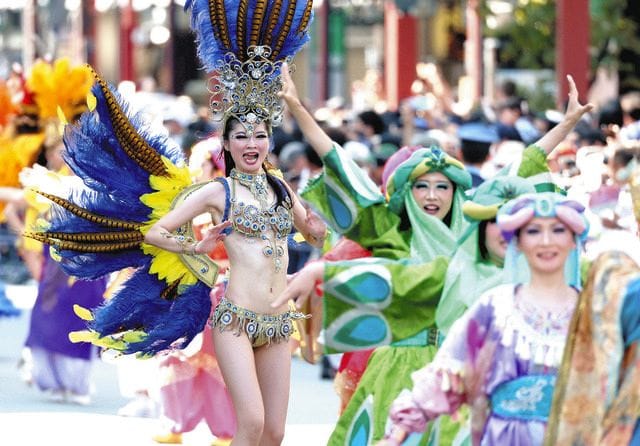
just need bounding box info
[185,0,314,135]
[210,45,287,134]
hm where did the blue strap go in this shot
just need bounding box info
[490,374,556,422]
[213,177,232,235]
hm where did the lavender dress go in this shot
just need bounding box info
[389,284,573,446]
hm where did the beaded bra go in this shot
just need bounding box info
[227,169,293,272]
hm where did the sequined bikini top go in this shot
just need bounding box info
[230,199,292,238]
[217,176,293,239]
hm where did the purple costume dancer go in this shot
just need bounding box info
[381,192,590,446]
[25,249,106,401]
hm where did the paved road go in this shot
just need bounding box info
[0,284,339,446]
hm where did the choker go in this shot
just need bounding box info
[230,168,270,209]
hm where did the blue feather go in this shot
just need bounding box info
[91,264,170,332]
[127,281,212,355]
[63,115,154,200]
[89,262,212,355]
[185,0,313,72]
[57,251,149,280]
[185,0,237,72]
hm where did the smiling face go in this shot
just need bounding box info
[223,120,270,174]
[517,216,576,275]
[411,171,454,221]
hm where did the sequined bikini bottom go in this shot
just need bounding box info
[210,297,309,348]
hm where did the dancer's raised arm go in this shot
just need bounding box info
[534,75,594,155]
[279,62,334,158]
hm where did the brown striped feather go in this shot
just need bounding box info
[236,0,249,59]
[296,0,313,35]
[214,0,232,50]
[249,0,267,46]
[207,0,221,40]
[272,0,298,60]
[45,239,142,252]
[36,191,141,230]
[263,0,283,47]
[26,231,144,243]
[89,67,168,177]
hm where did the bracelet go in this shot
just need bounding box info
[310,226,328,243]
[160,230,198,255]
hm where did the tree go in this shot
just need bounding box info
[486,0,640,90]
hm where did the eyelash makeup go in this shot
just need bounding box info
[413,182,451,190]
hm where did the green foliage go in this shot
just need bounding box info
[590,0,640,70]
[485,0,640,74]
[487,0,555,69]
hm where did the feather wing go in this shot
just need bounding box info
[25,67,219,356]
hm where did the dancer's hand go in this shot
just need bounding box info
[304,208,327,247]
[534,75,595,155]
[376,440,400,446]
[194,220,231,254]
[375,426,407,445]
[272,261,324,309]
[278,62,302,109]
[564,75,594,124]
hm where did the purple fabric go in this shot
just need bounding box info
[25,250,106,360]
[390,284,571,446]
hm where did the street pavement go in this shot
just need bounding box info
[0,284,339,446]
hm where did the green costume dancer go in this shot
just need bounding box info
[300,145,473,446]
[275,69,594,446]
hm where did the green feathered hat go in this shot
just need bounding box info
[462,176,536,222]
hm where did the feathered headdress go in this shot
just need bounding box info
[26,58,94,122]
[185,0,313,133]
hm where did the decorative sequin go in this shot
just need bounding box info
[228,171,293,272]
[210,297,309,348]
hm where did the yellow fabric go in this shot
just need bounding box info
[431,4,463,60]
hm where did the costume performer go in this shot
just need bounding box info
[543,251,640,445]
[25,1,325,444]
[273,73,593,445]
[380,192,590,446]
[278,72,474,442]
[2,60,106,402]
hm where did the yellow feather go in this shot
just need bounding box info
[122,331,147,343]
[91,336,127,350]
[142,243,198,286]
[73,304,94,321]
[68,330,98,344]
[87,93,97,111]
[56,106,68,125]
[49,246,62,262]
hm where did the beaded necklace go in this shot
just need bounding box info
[229,168,270,210]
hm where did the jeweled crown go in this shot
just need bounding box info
[210,45,286,133]
[185,0,313,134]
